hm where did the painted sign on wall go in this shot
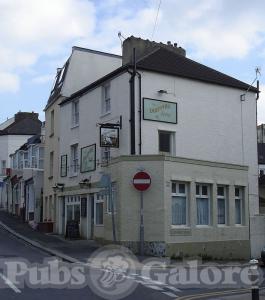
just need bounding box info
[143,98,177,124]
[80,144,96,173]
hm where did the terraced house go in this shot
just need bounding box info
[43,46,122,233]
[46,36,262,259]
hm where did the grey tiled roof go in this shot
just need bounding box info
[136,47,258,92]
[0,113,41,136]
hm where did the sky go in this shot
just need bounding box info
[0,0,265,123]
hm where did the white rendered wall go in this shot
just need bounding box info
[59,71,258,215]
[0,135,32,169]
[59,72,131,187]
[138,71,258,216]
[62,49,122,97]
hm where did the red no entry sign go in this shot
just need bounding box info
[133,171,151,191]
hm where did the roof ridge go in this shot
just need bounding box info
[72,46,122,58]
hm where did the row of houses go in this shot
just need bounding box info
[0,36,264,259]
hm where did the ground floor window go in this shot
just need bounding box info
[171,182,188,225]
[95,193,104,225]
[217,185,228,225]
[196,184,210,225]
[235,187,244,225]
[65,196,80,224]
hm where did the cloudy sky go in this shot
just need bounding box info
[0,0,264,123]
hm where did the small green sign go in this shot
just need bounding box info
[143,98,177,124]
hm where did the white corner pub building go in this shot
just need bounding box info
[50,37,262,259]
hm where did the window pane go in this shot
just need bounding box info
[172,182,176,193]
[235,198,241,224]
[96,202,103,225]
[105,85,110,99]
[67,205,73,221]
[197,198,209,225]
[159,132,171,152]
[218,198,225,224]
[105,98,111,112]
[202,185,208,196]
[235,187,239,197]
[172,196,186,225]
[217,186,224,196]
[196,185,200,195]
[74,205,80,223]
[179,184,185,194]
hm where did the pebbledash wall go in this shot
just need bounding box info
[57,64,261,259]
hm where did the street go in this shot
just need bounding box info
[0,226,178,300]
[1,225,264,299]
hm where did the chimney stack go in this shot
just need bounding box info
[122,36,186,65]
[15,112,39,122]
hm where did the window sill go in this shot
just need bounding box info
[69,174,78,178]
[100,112,111,118]
[170,227,191,236]
[71,124,79,129]
[48,176,53,180]
[171,225,190,228]
[195,225,211,228]
[94,224,104,227]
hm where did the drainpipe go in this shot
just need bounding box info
[129,48,136,155]
[136,71,142,155]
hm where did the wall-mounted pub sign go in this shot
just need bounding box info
[143,98,177,124]
[100,126,119,148]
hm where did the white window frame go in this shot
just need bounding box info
[12,153,18,169]
[50,110,54,136]
[70,144,79,176]
[49,151,54,177]
[58,66,66,85]
[102,84,111,115]
[38,146,44,170]
[1,160,6,175]
[217,185,227,225]
[72,100,79,127]
[31,145,37,168]
[23,151,29,168]
[101,147,111,164]
[95,193,104,225]
[18,151,24,169]
[196,184,211,226]
[235,186,244,225]
[171,182,188,226]
[158,130,175,155]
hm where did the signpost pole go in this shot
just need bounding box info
[133,171,151,257]
[109,183,117,243]
[140,191,144,256]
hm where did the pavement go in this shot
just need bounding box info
[0,210,100,263]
